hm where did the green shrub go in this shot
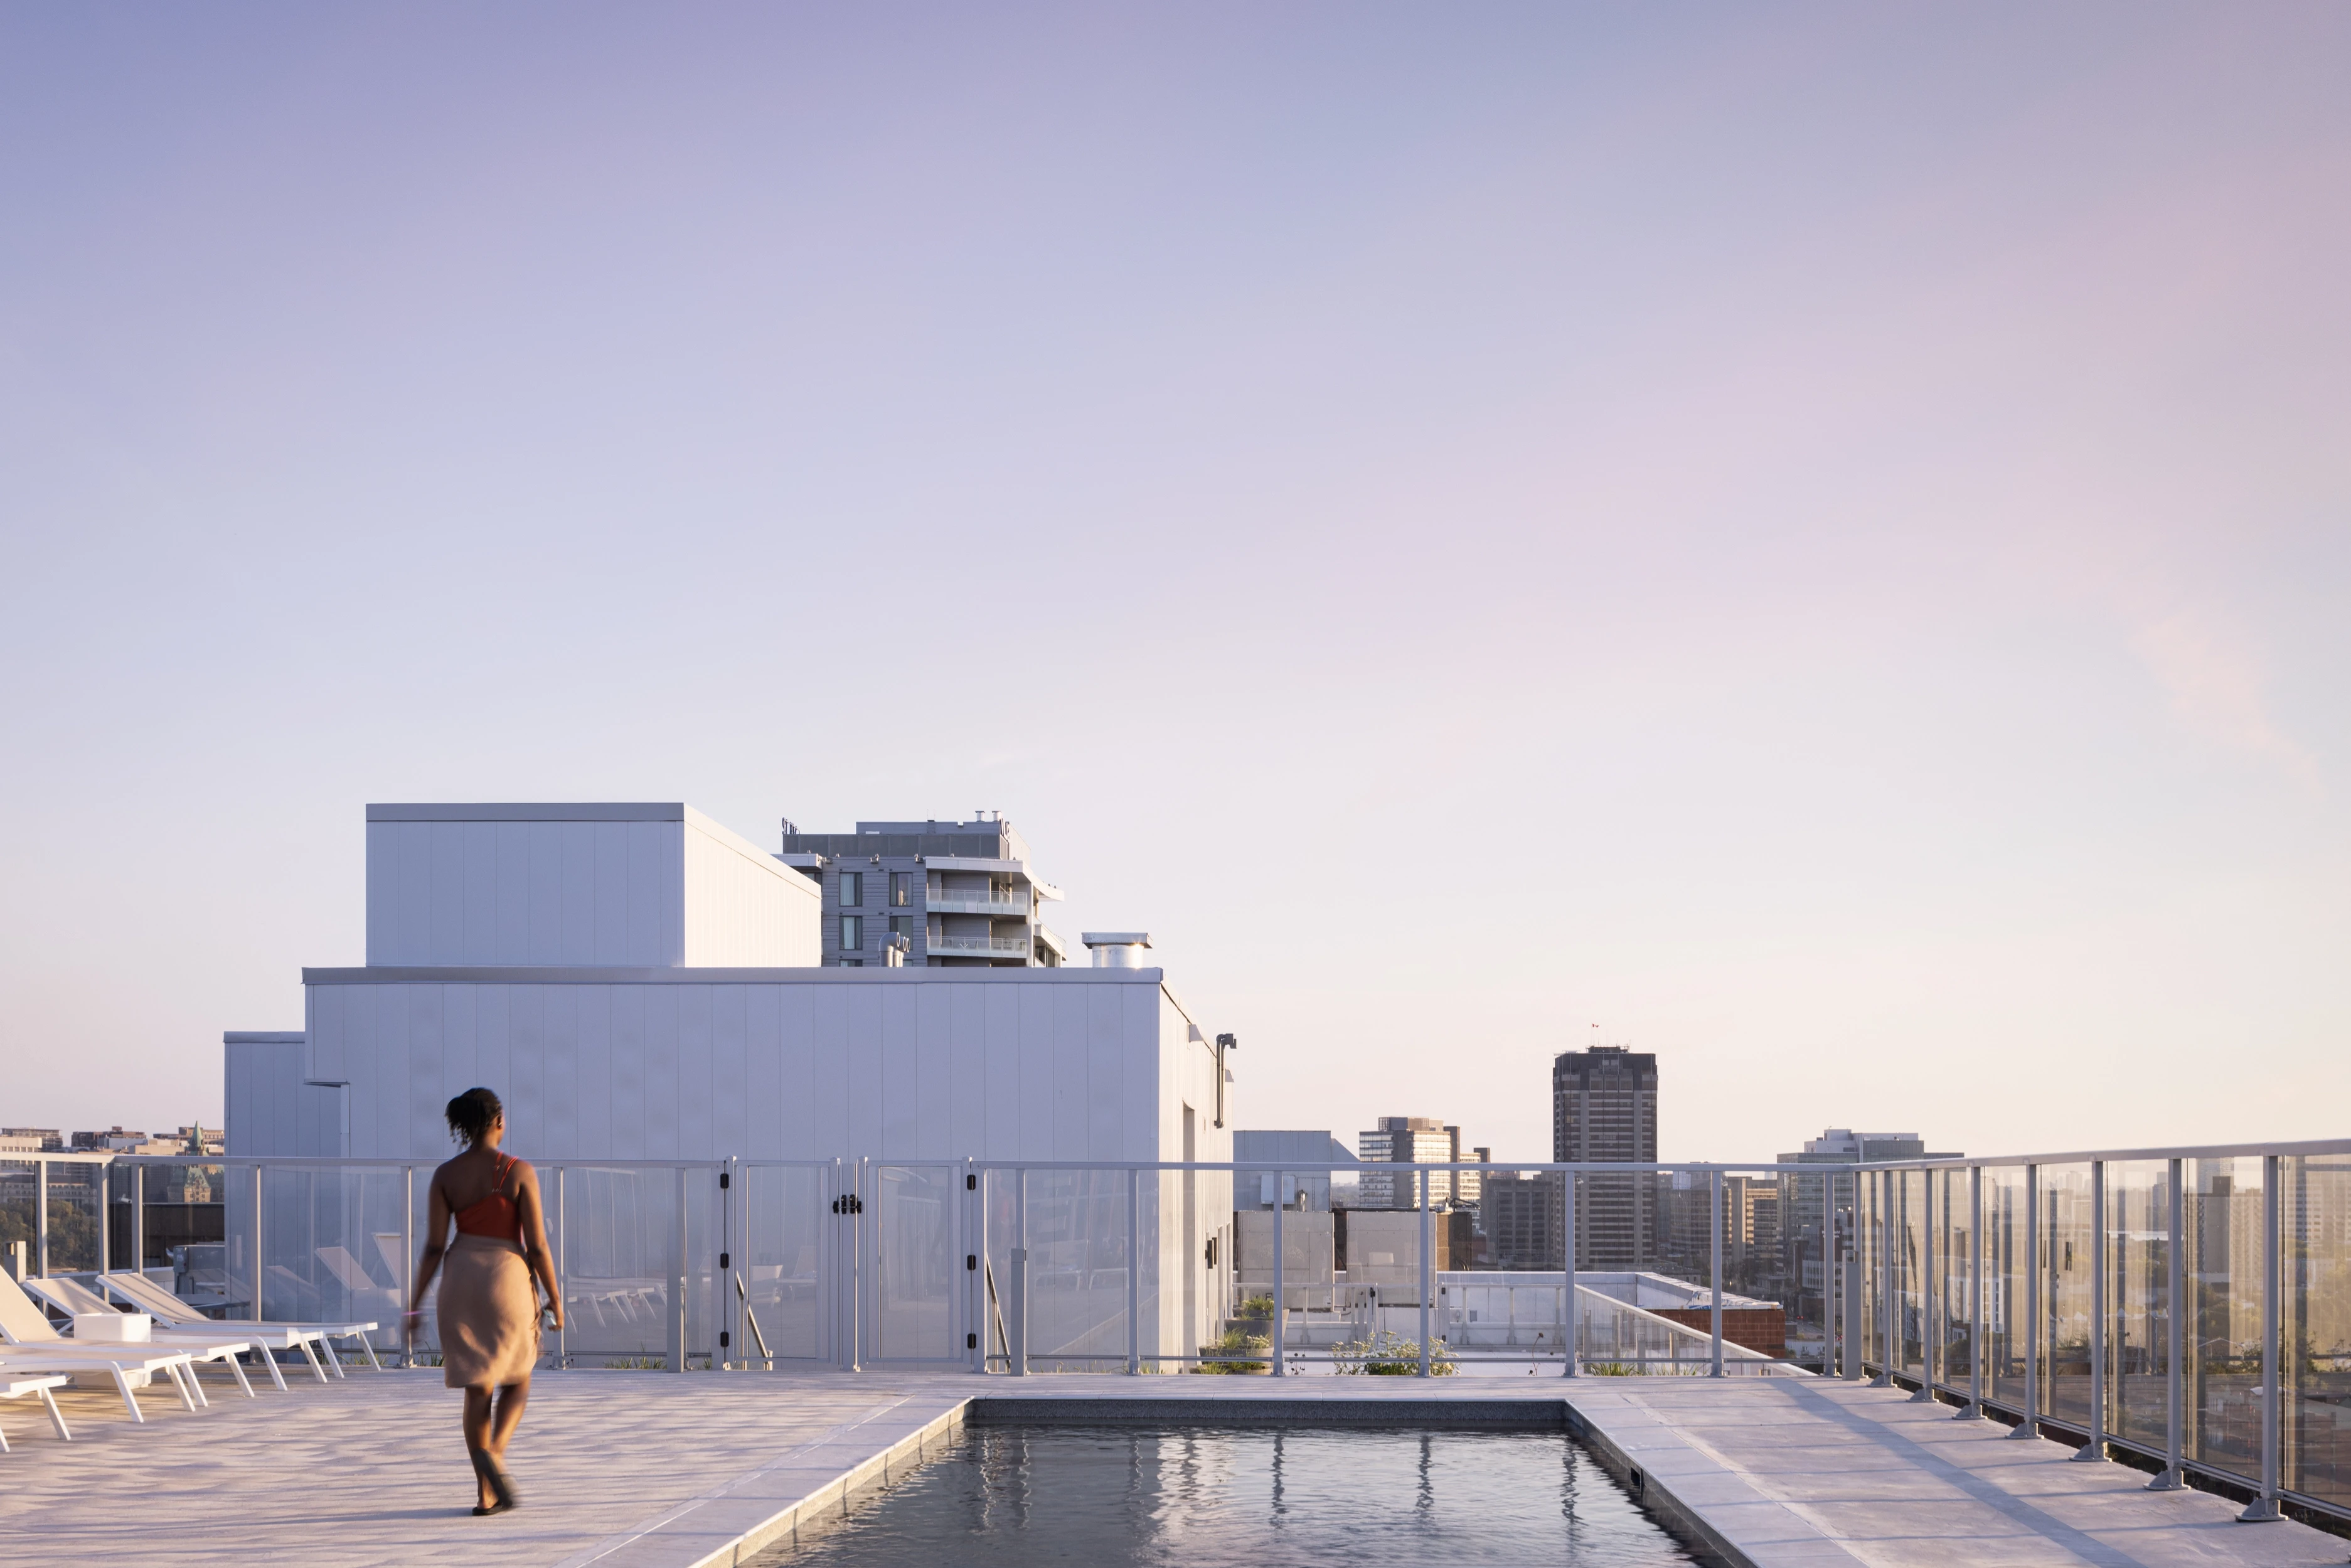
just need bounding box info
[1330,1330,1455,1376]
[1198,1326,1272,1373]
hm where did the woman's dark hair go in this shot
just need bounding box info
[445,1088,504,1147]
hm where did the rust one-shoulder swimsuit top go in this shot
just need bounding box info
[453,1151,523,1243]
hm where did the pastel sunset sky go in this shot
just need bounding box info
[3,5,2346,1161]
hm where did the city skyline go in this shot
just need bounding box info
[4,8,2350,1162]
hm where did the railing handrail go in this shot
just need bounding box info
[1848,1135,2351,1170]
[104,1155,732,1169]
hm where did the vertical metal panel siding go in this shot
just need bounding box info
[1051,986,1089,1161]
[680,817,821,967]
[225,1040,304,1156]
[741,985,781,1160]
[880,986,921,1160]
[1086,986,1124,1161]
[366,819,685,966]
[677,985,715,1157]
[711,984,748,1160]
[1017,986,1055,1159]
[983,986,1021,1161]
[306,973,1200,1167]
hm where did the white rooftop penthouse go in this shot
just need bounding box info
[227,801,1237,1369]
[365,801,820,968]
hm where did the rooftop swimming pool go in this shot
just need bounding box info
[753,1422,1701,1567]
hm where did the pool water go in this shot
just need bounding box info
[753,1424,1700,1566]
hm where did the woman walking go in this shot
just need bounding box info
[407,1088,562,1515]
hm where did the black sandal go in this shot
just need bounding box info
[469,1446,521,1513]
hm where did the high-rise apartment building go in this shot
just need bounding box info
[1552,1046,1658,1268]
[1355,1117,1485,1209]
[779,813,1068,968]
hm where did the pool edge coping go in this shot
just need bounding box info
[668,1389,1764,1568]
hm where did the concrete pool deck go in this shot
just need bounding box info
[0,1365,2342,1567]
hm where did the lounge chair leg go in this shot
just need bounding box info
[299,1337,330,1384]
[171,1362,205,1410]
[41,1387,72,1443]
[0,1414,9,1452]
[358,1331,382,1372]
[328,1337,348,1378]
[257,1347,290,1391]
[112,1367,144,1422]
[223,1353,255,1398]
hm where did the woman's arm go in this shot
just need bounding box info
[408,1170,451,1326]
[515,1162,563,1331]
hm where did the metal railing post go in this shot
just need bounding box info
[402,1165,415,1367]
[1010,1168,1028,1377]
[1709,1168,1724,1377]
[97,1160,109,1272]
[1418,1167,1433,1377]
[1271,1170,1287,1377]
[973,1161,989,1375]
[715,1158,731,1372]
[1126,1168,1141,1375]
[671,1165,688,1373]
[132,1163,146,1277]
[1821,1166,1835,1377]
[848,1158,865,1373]
[1913,1171,1938,1400]
[553,1165,567,1371]
[2147,1156,2183,1488]
[1562,1170,1578,1377]
[1958,1165,1983,1419]
[2240,1155,2283,1522]
[252,1163,265,1319]
[2012,1163,2040,1439]
[35,1159,47,1277]
[2074,1160,2107,1459]
[1870,1171,1894,1387]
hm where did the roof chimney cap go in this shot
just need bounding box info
[1081,932,1151,968]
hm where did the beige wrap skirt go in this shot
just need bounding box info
[437,1234,540,1388]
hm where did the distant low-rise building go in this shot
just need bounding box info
[1774,1128,1962,1326]
[1234,1131,1357,1212]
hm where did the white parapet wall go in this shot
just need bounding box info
[284,963,1233,1365]
[364,803,820,968]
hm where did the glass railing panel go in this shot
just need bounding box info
[120,1162,230,1299]
[1984,1166,2027,1411]
[2107,1160,2173,1451]
[2042,1163,2094,1431]
[1933,1170,1971,1390]
[1028,1170,1138,1368]
[543,1164,717,1367]
[31,1159,108,1275]
[867,1164,959,1363]
[2186,1156,2264,1486]
[981,1169,1157,1370]
[1895,1170,1926,1380]
[2283,1154,2351,1510]
[253,1163,409,1335]
[0,1160,33,1276]
[737,1162,831,1363]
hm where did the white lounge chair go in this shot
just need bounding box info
[1,1372,72,1450]
[0,1279,206,1425]
[100,1271,368,1380]
[0,1347,201,1422]
[0,1272,243,1411]
[18,1276,262,1399]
